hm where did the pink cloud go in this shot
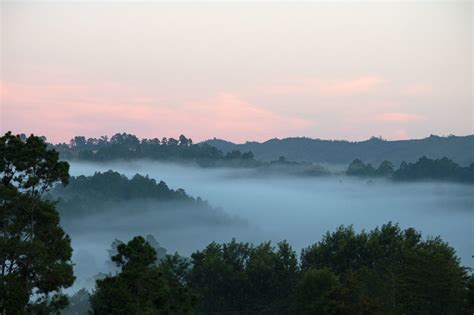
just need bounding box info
[394,129,409,140]
[0,81,313,143]
[400,83,433,96]
[181,93,313,139]
[377,112,423,123]
[260,76,386,96]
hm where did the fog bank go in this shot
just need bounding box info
[66,160,473,290]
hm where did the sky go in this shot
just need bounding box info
[0,1,472,143]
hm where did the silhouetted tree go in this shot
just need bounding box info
[376,160,395,176]
[0,132,74,314]
[90,236,195,314]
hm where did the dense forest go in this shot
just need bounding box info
[54,171,198,201]
[50,170,240,229]
[346,156,474,183]
[206,134,474,166]
[50,133,254,163]
[43,132,474,183]
[46,133,328,176]
[64,224,474,314]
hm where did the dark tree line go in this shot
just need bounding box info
[347,156,474,183]
[86,224,474,314]
[53,170,198,202]
[49,170,218,220]
[52,133,255,163]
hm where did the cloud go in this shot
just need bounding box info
[260,76,386,96]
[394,129,409,140]
[400,83,433,96]
[182,93,312,135]
[377,112,424,123]
[0,82,313,143]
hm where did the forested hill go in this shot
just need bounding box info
[49,171,239,227]
[204,134,474,166]
[52,170,197,202]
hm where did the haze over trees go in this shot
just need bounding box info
[49,170,239,228]
[346,156,474,183]
[52,133,255,164]
[43,132,474,183]
[205,134,474,166]
[90,236,195,314]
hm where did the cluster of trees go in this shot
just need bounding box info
[52,133,255,163]
[346,159,395,177]
[53,133,332,176]
[206,134,474,166]
[81,223,474,314]
[53,171,198,202]
[347,156,474,183]
[49,170,219,221]
[395,156,474,182]
[0,132,75,313]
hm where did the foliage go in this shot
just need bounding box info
[61,289,91,315]
[53,132,255,164]
[187,239,299,314]
[49,170,222,222]
[346,156,474,183]
[0,132,74,314]
[394,156,474,182]
[89,225,473,314]
[300,223,471,314]
[205,134,474,166]
[292,268,340,314]
[53,170,196,202]
[52,133,331,176]
[90,236,195,314]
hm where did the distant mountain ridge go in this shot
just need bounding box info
[203,135,474,166]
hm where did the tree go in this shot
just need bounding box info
[61,288,91,315]
[225,150,242,160]
[188,241,250,313]
[179,135,189,147]
[376,160,394,177]
[241,151,254,160]
[0,132,74,314]
[167,138,179,146]
[292,268,340,314]
[300,223,470,314]
[346,159,367,176]
[90,236,195,314]
[69,136,86,150]
[245,241,298,313]
[187,239,298,314]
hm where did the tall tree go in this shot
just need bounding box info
[90,236,195,314]
[0,132,74,314]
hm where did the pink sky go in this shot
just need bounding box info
[1,2,472,143]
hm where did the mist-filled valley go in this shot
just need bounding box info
[4,1,474,312]
[62,160,473,293]
[3,131,474,314]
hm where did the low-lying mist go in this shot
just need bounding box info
[66,160,473,291]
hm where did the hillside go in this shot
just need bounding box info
[49,170,240,228]
[204,135,474,166]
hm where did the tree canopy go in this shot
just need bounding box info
[0,132,74,314]
[346,156,474,183]
[90,236,195,315]
[87,224,473,314]
[53,132,255,164]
